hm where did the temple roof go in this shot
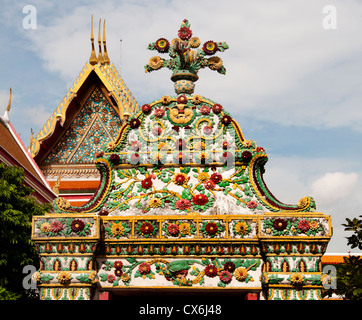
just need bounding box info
[29,17,139,161]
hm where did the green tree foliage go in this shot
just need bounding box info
[0,163,50,299]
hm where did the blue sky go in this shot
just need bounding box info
[1,0,362,253]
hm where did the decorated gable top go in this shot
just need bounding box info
[54,20,316,215]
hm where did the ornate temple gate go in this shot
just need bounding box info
[30,19,332,300]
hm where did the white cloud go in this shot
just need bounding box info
[312,172,359,205]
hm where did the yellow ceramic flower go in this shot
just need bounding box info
[160,95,171,105]
[192,94,203,104]
[58,271,71,284]
[189,37,201,48]
[197,171,210,182]
[121,273,130,282]
[148,56,163,70]
[208,56,223,70]
[111,222,125,237]
[88,271,98,283]
[291,273,304,285]
[149,197,162,208]
[179,222,191,236]
[40,222,51,233]
[298,197,309,208]
[310,220,319,230]
[234,221,249,236]
[234,267,248,281]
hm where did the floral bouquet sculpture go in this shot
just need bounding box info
[145,19,229,94]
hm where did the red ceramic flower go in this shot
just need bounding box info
[192,194,208,206]
[142,104,152,113]
[205,265,218,277]
[200,105,211,115]
[114,261,123,268]
[174,173,187,185]
[298,219,310,232]
[129,118,141,129]
[204,180,215,190]
[168,223,180,236]
[50,220,63,233]
[141,178,153,189]
[203,41,217,55]
[212,104,223,114]
[221,115,232,126]
[109,153,120,165]
[131,141,141,151]
[205,222,218,235]
[154,107,165,118]
[155,38,170,53]
[273,218,287,231]
[140,222,154,235]
[114,268,123,277]
[177,94,188,104]
[246,200,258,209]
[222,141,230,150]
[71,219,85,232]
[223,261,236,273]
[241,151,253,162]
[178,27,192,40]
[203,126,213,135]
[138,262,151,275]
[175,199,191,211]
[210,172,223,184]
[219,270,232,283]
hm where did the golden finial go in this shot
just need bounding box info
[6,87,12,112]
[29,128,34,151]
[89,15,98,66]
[103,19,110,65]
[98,19,104,64]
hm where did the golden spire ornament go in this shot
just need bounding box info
[89,15,98,65]
[102,19,110,65]
[98,19,104,64]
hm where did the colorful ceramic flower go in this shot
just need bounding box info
[109,153,121,165]
[141,104,151,113]
[140,222,154,235]
[234,221,250,236]
[192,194,209,206]
[273,218,287,231]
[139,262,151,275]
[178,222,192,236]
[155,38,170,53]
[175,199,191,211]
[219,270,232,283]
[205,222,218,235]
[212,103,223,114]
[197,172,210,182]
[221,115,232,126]
[114,261,123,268]
[167,223,180,236]
[189,37,201,48]
[141,178,153,190]
[50,220,63,233]
[192,94,202,104]
[160,95,171,105]
[58,271,71,284]
[204,265,218,277]
[107,274,116,283]
[40,222,51,233]
[234,267,248,281]
[204,180,215,190]
[291,273,305,285]
[154,107,165,118]
[129,118,141,129]
[203,41,217,55]
[200,105,211,115]
[208,56,223,70]
[310,220,319,230]
[178,26,192,40]
[246,200,258,209]
[177,94,188,104]
[203,126,213,135]
[152,126,162,136]
[223,261,236,273]
[210,172,222,184]
[71,219,85,232]
[173,172,188,185]
[149,197,162,208]
[114,268,123,277]
[298,219,310,232]
[111,222,125,237]
[131,141,141,151]
[222,141,231,150]
[148,56,163,70]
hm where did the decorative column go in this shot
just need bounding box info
[258,214,332,300]
[31,214,100,300]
